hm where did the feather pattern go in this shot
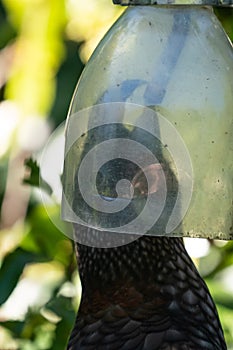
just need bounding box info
[67,231,226,350]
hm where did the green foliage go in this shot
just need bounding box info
[200,241,233,348]
[0,2,16,49]
[215,8,233,41]
[45,295,76,350]
[2,0,67,115]
[0,4,79,343]
[24,158,53,196]
[0,248,42,305]
[0,203,77,349]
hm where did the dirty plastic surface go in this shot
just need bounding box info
[62,6,233,240]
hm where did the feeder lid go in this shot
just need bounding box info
[113,0,232,6]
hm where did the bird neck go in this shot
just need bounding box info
[74,227,188,294]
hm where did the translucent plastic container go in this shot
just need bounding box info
[62,6,233,240]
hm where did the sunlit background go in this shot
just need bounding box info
[0,1,232,349]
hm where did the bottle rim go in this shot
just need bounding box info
[113,0,233,6]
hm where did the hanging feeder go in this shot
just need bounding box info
[61,1,233,243]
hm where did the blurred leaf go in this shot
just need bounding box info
[215,304,233,349]
[202,241,233,279]
[216,242,233,272]
[0,247,42,305]
[215,8,233,41]
[49,40,84,127]
[20,205,74,274]
[23,158,52,196]
[0,157,8,209]
[206,278,233,310]
[1,319,24,337]
[21,309,51,339]
[46,295,74,320]
[3,0,67,115]
[0,3,16,49]
[206,277,233,349]
[46,295,75,350]
[21,205,63,259]
[199,245,222,277]
[1,310,56,349]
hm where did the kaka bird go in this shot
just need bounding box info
[66,231,227,350]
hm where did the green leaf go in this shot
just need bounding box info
[45,295,75,350]
[21,205,73,265]
[1,320,25,337]
[0,248,42,305]
[24,158,52,196]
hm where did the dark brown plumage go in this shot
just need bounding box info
[67,228,227,350]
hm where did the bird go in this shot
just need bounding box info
[66,229,227,350]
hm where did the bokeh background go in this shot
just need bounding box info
[0,1,232,349]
